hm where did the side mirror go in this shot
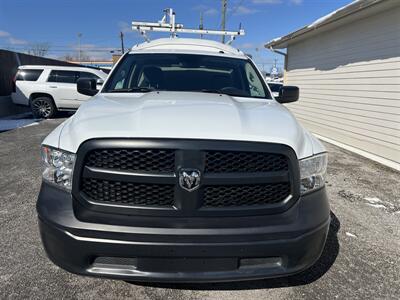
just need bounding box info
[96,78,104,85]
[77,78,98,96]
[276,86,299,104]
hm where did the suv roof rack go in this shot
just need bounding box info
[132,8,245,45]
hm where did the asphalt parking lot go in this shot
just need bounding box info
[0,117,399,299]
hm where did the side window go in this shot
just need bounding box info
[105,57,136,91]
[16,69,43,81]
[47,70,58,82]
[78,72,100,80]
[47,70,78,84]
[244,63,266,98]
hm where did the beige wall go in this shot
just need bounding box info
[285,5,400,167]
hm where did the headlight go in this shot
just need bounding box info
[299,153,327,195]
[41,145,76,191]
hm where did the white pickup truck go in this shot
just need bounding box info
[37,38,329,282]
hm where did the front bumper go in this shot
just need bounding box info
[37,183,330,282]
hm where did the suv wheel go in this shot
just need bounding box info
[31,97,57,119]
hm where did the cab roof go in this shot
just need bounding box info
[130,38,247,59]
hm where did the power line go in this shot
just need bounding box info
[0,44,117,50]
[0,47,118,53]
[226,0,245,22]
[0,44,117,49]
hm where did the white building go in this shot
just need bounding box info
[265,0,400,170]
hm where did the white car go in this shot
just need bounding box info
[11,65,107,118]
[37,38,329,282]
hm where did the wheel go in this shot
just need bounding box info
[31,97,57,119]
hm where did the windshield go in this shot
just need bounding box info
[103,53,272,99]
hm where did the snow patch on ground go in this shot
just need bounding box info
[22,122,39,128]
[362,197,397,211]
[365,203,387,209]
[364,197,385,208]
[345,232,357,238]
[364,197,383,204]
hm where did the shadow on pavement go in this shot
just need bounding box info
[54,111,75,118]
[129,211,340,291]
[0,111,73,133]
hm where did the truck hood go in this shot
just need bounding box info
[47,91,321,158]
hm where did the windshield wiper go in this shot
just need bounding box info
[200,89,224,94]
[106,87,155,93]
[200,89,249,98]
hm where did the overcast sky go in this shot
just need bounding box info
[0,0,352,70]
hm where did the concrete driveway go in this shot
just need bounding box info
[0,118,399,299]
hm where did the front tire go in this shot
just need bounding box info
[31,97,57,119]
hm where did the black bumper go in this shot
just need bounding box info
[37,183,330,282]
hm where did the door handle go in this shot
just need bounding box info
[49,86,58,88]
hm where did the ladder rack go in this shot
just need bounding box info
[132,8,245,44]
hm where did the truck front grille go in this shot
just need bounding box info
[74,140,298,217]
[82,178,174,207]
[203,183,291,208]
[84,149,288,174]
[85,149,175,173]
[205,151,288,173]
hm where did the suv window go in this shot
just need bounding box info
[16,69,43,81]
[103,54,271,99]
[78,71,100,80]
[47,70,78,84]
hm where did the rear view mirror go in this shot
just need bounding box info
[77,78,98,96]
[276,86,299,104]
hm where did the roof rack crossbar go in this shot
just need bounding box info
[132,8,245,43]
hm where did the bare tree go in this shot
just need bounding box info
[27,43,50,57]
[61,51,90,62]
[62,54,75,62]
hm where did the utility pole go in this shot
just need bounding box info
[199,12,204,39]
[77,33,82,62]
[120,31,125,54]
[221,0,227,43]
